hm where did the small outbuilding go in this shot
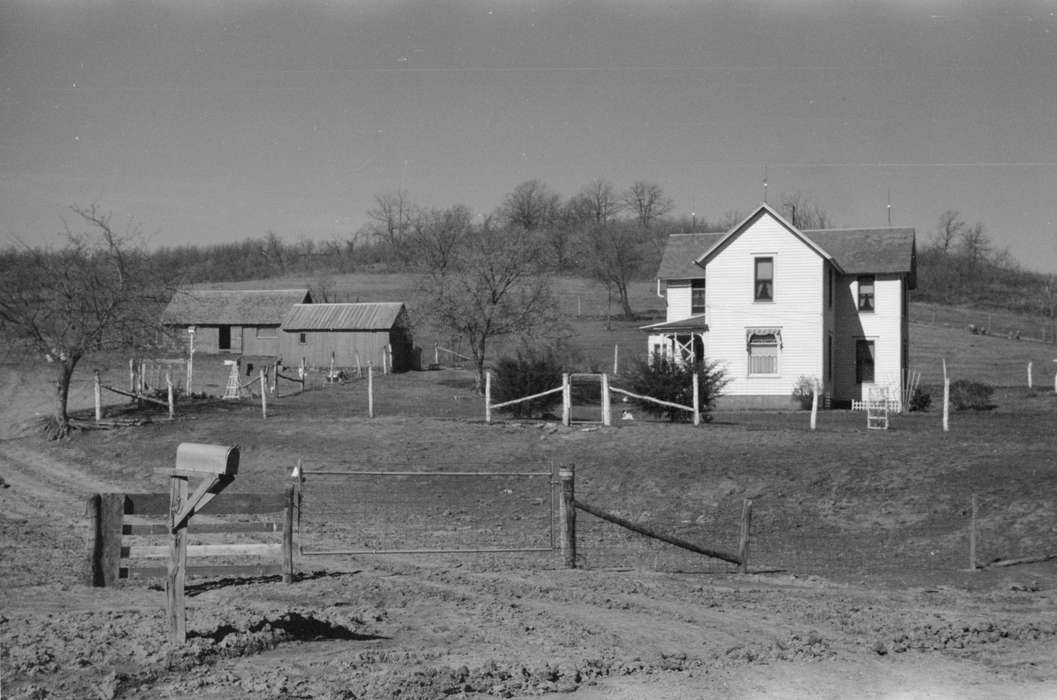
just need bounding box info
[161,288,312,355]
[279,302,416,372]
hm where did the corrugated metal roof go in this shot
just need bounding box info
[281,303,406,331]
[161,288,311,325]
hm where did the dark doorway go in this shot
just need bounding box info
[218,325,231,351]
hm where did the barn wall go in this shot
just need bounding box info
[240,326,281,357]
[280,330,394,369]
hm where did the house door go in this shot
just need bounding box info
[218,325,231,351]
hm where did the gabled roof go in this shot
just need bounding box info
[281,303,407,331]
[656,203,917,282]
[695,203,837,270]
[803,227,916,276]
[162,288,311,325]
[656,233,722,279]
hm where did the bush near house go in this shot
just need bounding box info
[492,347,564,418]
[791,376,820,410]
[623,354,729,422]
[949,379,995,411]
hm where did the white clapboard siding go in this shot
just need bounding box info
[704,214,826,397]
[832,273,906,401]
[665,280,693,321]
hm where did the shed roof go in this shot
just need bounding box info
[281,303,407,331]
[162,288,311,325]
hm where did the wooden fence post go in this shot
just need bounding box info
[259,369,267,419]
[434,342,439,367]
[810,379,819,431]
[129,358,135,392]
[1027,361,1033,391]
[562,373,571,426]
[738,498,753,574]
[559,465,576,569]
[283,485,295,583]
[94,370,102,422]
[601,373,611,426]
[613,344,619,375]
[969,494,978,571]
[485,370,492,424]
[167,372,174,419]
[692,372,701,426]
[167,475,189,646]
[86,493,124,587]
[368,365,374,418]
[942,358,950,432]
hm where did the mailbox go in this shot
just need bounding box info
[174,443,239,476]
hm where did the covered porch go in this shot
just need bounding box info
[641,314,709,365]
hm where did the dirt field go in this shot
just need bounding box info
[1,357,1056,699]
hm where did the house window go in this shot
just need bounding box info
[218,325,231,351]
[298,333,307,345]
[748,333,779,375]
[256,326,277,339]
[858,276,875,312]
[855,340,875,384]
[754,257,773,301]
[827,267,834,308]
[691,279,706,315]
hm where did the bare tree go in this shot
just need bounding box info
[410,204,473,274]
[571,179,622,226]
[779,191,833,230]
[0,205,164,438]
[366,189,418,265]
[623,181,674,229]
[422,223,562,391]
[498,180,561,231]
[579,221,651,319]
[935,209,965,254]
[960,222,991,275]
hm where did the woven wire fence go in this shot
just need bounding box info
[298,464,557,556]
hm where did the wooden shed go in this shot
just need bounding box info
[279,302,415,371]
[161,288,312,356]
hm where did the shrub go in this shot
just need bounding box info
[623,353,729,422]
[948,379,995,411]
[492,347,564,418]
[791,376,820,410]
[908,386,932,412]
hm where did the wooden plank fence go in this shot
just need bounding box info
[85,488,295,587]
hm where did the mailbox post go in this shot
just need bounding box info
[167,443,239,646]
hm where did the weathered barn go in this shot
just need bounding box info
[161,288,312,356]
[279,303,415,371]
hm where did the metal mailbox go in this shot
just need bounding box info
[174,443,239,476]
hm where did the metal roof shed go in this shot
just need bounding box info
[279,303,415,371]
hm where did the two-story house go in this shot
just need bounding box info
[643,203,916,409]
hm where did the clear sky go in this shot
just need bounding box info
[2,1,1055,272]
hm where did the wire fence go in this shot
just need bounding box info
[297,464,556,556]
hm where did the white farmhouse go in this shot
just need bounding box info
[643,203,916,409]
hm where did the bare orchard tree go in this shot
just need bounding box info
[571,178,622,226]
[623,181,674,229]
[959,222,991,276]
[0,205,164,438]
[422,223,562,391]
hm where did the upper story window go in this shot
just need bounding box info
[754,257,773,301]
[858,275,875,312]
[691,279,706,315]
[827,267,834,308]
